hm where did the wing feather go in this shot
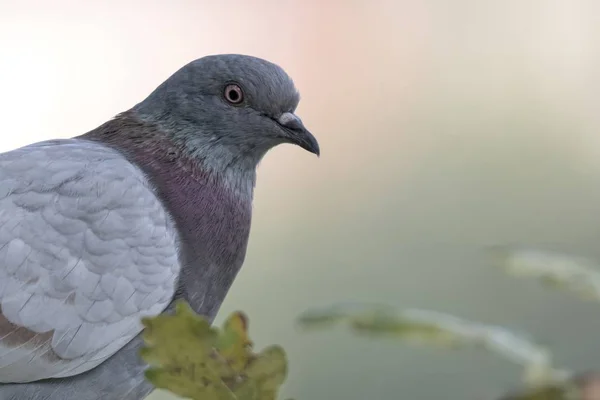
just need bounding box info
[0,139,180,382]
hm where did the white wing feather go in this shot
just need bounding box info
[0,139,180,382]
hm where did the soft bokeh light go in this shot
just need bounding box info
[2,1,600,399]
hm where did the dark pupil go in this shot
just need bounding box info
[228,89,240,102]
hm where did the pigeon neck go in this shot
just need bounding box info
[79,110,257,200]
[79,113,254,317]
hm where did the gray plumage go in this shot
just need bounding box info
[0,54,319,400]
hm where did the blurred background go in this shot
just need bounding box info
[2,0,600,398]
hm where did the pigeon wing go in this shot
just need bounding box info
[0,139,180,383]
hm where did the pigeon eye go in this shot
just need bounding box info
[223,84,244,105]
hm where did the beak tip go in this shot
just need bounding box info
[303,136,320,157]
[276,113,320,157]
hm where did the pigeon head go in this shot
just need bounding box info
[133,54,320,171]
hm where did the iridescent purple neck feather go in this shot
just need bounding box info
[80,110,254,320]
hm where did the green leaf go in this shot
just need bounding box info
[245,346,288,394]
[140,300,292,400]
[215,311,253,374]
[139,301,234,400]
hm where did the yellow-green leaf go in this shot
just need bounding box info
[140,300,234,400]
[246,346,288,392]
[216,311,253,374]
[141,300,292,400]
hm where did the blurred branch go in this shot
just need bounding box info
[296,248,600,400]
[498,372,600,400]
[298,304,567,387]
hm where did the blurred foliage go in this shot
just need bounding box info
[498,382,580,400]
[489,247,600,400]
[295,247,600,400]
[140,247,600,399]
[298,303,565,387]
[140,300,292,400]
[489,246,600,302]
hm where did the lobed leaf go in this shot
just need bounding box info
[140,300,291,400]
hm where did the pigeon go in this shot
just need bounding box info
[0,54,319,400]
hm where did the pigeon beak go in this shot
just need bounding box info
[276,112,320,156]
